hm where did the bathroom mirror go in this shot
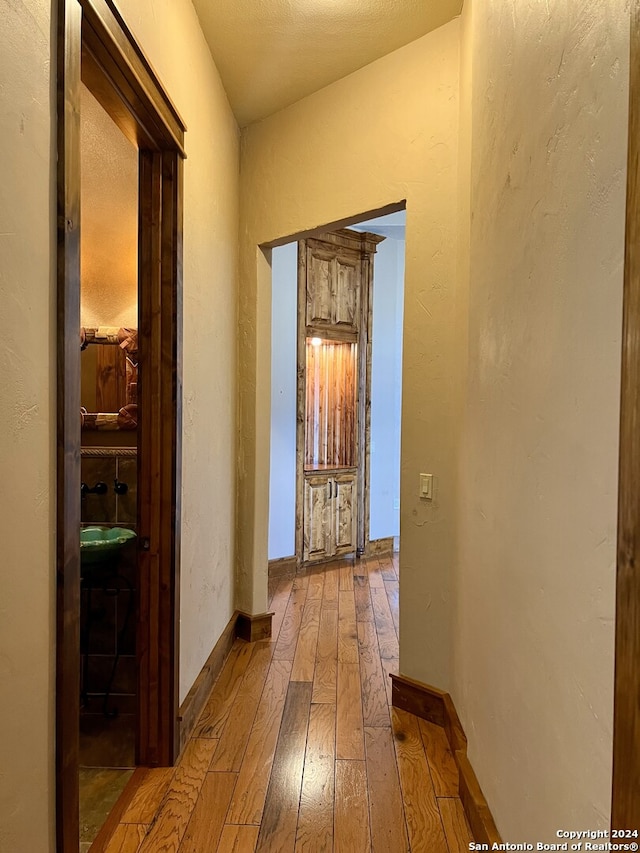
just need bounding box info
[80,327,138,430]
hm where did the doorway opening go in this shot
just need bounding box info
[77,81,139,847]
[56,2,185,851]
[267,209,406,575]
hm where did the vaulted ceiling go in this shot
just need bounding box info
[191,0,463,126]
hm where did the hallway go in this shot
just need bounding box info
[96,556,474,851]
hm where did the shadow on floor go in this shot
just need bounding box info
[79,712,136,849]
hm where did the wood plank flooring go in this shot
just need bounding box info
[99,555,473,853]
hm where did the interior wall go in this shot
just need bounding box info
[239,21,461,688]
[115,0,240,703]
[454,0,628,837]
[80,84,138,329]
[369,233,404,541]
[0,1,55,850]
[268,242,298,560]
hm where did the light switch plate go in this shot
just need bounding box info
[420,473,433,500]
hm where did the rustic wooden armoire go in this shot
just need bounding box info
[295,229,385,565]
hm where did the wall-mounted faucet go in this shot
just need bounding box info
[81,482,109,498]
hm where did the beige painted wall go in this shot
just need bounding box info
[80,84,138,329]
[454,0,628,838]
[115,0,240,704]
[239,22,462,686]
[0,1,55,849]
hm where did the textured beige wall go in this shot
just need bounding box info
[0,1,55,850]
[115,0,240,703]
[238,22,462,687]
[454,0,628,837]
[80,84,138,329]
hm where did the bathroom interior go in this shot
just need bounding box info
[78,81,140,850]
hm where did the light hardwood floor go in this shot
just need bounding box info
[99,555,474,852]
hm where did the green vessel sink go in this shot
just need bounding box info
[80,526,136,566]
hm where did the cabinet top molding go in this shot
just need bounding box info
[309,229,386,255]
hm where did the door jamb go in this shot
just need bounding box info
[612,1,640,829]
[56,2,185,851]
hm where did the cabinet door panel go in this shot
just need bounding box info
[333,254,360,330]
[306,248,334,327]
[303,475,332,562]
[306,242,361,332]
[334,474,357,555]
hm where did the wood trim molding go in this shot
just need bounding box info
[306,324,358,343]
[56,3,83,850]
[177,611,238,754]
[262,201,406,250]
[364,537,395,557]
[236,611,274,643]
[177,610,273,753]
[357,249,370,554]
[268,555,298,578]
[81,446,138,457]
[80,0,186,155]
[294,241,307,564]
[612,1,640,828]
[310,229,386,255]
[391,673,447,726]
[390,674,501,847]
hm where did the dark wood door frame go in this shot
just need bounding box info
[56,2,185,851]
[613,2,640,829]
